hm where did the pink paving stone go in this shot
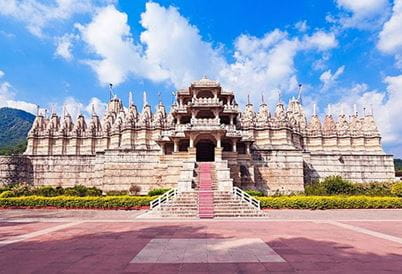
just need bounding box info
[341,221,402,238]
[0,222,65,241]
[0,219,402,273]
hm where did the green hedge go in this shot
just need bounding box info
[257,196,402,210]
[0,195,155,209]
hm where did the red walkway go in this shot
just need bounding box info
[198,163,214,219]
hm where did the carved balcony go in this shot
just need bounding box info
[191,97,222,107]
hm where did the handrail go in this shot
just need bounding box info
[232,186,261,210]
[150,188,178,209]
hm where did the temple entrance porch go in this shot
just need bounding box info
[196,139,215,162]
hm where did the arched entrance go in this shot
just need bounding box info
[196,139,215,162]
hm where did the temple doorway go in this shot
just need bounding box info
[196,139,215,162]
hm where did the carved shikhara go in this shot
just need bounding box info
[0,77,395,194]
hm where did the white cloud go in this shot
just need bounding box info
[140,2,226,88]
[302,31,338,51]
[295,20,308,32]
[55,33,77,60]
[0,0,112,37]
[331,75,402,148]
[0,78,37,114]
[0,70,4,78]
[319,65,345,90]
[377,0,402,67]
[335,0,390,29]
[79,3,337,109]
[78,5,168,86]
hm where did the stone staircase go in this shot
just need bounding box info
[143,161,266,219]
[198,163,214,218]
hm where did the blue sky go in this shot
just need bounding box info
[1,0,402,156]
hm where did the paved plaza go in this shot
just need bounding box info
[1,209,402,273]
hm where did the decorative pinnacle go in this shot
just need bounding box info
[143,91,148,107]
[340,104,344,116]
[277,89,282,104]
[297,83,303,103]
[247,94,250,105]
[261,92,265,104]
[36,105,40,116]
[129,91,133,106]
[353,104,357,116]
[313,103,316,116]
[91,104,96,116]
[327,104,332,116]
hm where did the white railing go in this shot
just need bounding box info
[150,188,178,209]
[232,186,261,210]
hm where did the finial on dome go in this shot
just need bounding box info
[36,105,40,116]
[297,83,303,103]
[247,94,250,105]
[91,104,96,116]
[370,104,374,116]
[277,89,282,104]
[340,104,344,116]
[313,103,317,116]
[143,91,148,107]
[327,104,332,116]
[261,92,265,104]
[44,109,48,119]
[108,83,114,101]
[363,106,366,116]
[353,104,357,116]
[158,91,162,105]
[129,91,133,106]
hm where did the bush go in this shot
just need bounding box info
[0,195,154,209]
[10,183,33,197]
[63,185,102,197]
[0,190,15,198]
[129,184,141,195]
[321,176,356,195]
[106,190,128,196]
[391,182,402,197]
[33,186,59,197]
[148,188,170,196]
[354,182,394,196]
[245,189,264,197]
[257,195,402,210]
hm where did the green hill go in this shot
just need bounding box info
[0,107,35,155]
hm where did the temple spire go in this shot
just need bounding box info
[297,83,303,103]
[91,104,96,116]
[129,91,133,106]
[313,103,317,116]
[247,94,250,105]
[261,92,265,104]
[108,83,114,101]
[143,91,148,107]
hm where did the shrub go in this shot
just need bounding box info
[129,184,141,195]
[106,190,128,196]
[257,196,402,210]
[391,182,402,197]
[321,176,356,195]
[148,188,170,196]
[305,176,357,196]
[0,190,15,198]
[64,185,102,197]
[33,186,58,197]
[354,182,394,196]
[10,183,33,197]
[244,189,264,197]
[0,195,154,209]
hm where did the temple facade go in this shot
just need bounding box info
[0,77,396,194]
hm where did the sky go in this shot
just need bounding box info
[1,0,402,156]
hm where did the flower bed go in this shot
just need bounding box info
[0,195,155,210]
[257,195,402,210]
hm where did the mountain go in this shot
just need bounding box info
[0,107,35,155]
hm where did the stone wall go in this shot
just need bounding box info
[304,153,396,183]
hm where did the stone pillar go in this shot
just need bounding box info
[189,135,194,148]
[217,135,221,148]
[246,143,250,154]
[230,115,234,125]
[173,140,179,152]
[232,140,237,152]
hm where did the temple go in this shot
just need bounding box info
[0,77,396,194]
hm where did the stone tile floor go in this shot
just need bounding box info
[0,209,402,273]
